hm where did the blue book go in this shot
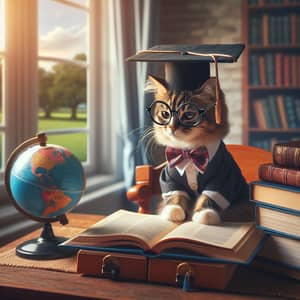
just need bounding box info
[284,95,297,128]
[250,180,300,213]
[257,234,300,273]
[254,203,300,241]
[265,54,275,86]
[267,95,282,128]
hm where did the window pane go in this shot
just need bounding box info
[38,0,88,60]
[38,60,87,162]
[0,0,4,50]
[0,132,3,170]
[0,58,3,124]
[46,133,87,162]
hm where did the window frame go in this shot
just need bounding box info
[0,0,125,244]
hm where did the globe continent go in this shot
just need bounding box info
[9,144,85,220]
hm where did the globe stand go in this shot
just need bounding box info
[16,222,77,260]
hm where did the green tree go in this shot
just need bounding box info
[39,68,55,118]
[50,53,87,120]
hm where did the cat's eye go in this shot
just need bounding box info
[177,103,204,127]
[184,112,195,120]
[161,111,170,119]
[146,101,172,125]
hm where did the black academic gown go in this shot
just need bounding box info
[159,141,249,210]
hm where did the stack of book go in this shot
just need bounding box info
[250,140,300,280]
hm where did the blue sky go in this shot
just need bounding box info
[39,0,88,60]
[0,0,87,58]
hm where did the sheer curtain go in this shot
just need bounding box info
[107,0,160,189]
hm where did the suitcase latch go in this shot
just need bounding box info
[176,262,194,291]
[101,254,120,280]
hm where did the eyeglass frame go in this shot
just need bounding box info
[146,100,216,128]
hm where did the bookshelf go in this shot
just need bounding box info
[242,0,300,151]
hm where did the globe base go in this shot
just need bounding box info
[16,222,77,260]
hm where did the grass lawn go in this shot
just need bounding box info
[38,111,87,161]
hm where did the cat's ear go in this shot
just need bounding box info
[146,74,168,95]
[195,77,218,97]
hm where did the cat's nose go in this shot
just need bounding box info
[168,116,179,135]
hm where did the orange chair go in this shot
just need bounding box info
[127,144,272,214]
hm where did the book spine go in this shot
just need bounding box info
[253,99,267,128]
[276,95,288,129]
[283,95,297,128]
[273,143,300,168]
[275,53,283,86]
[259,163,300,187]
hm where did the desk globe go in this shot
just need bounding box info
[5,133,86,259]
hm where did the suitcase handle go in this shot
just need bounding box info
[176,262,195,291]
[101,255,120,280]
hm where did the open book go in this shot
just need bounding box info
[62,209,264,263]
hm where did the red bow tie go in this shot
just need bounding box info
[165,146,209,172]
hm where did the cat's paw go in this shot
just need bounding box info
[192,209,221,225]
[160,205,186,222]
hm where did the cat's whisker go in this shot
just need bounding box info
[126,126,148,138]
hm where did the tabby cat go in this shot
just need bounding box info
[146,74,250,225]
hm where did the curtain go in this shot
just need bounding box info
[108,0,160,190]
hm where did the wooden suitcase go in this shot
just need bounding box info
[76,249,237,290]
[77,249,147,282]
[148,257,237,290]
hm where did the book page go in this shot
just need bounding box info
[77,210,177,246]
[157,221,254,250]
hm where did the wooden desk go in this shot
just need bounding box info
[0,213,299,300]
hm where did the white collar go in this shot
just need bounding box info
[174,140,220,176]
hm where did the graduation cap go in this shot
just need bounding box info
[127,44,245,125]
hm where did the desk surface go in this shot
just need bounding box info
[0,213,299,300]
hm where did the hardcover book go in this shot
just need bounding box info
[254,258,300,281]
[255,204,300,240]
[259,163,300,188]
[258,234,300,271]
[62,209,265,264]
[273,140,300,168]
[250,180,300,212]
[255,234,300,281]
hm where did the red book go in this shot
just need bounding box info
[253,99,267,129]
[262,14,269,46]
[276,95,288,129]
[273,141,300,169]
[291,55,298,87]
[259,163,300,188]
[283,55,291,87]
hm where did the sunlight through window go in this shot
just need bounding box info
[0,0,4,50]
[38,0,88,163]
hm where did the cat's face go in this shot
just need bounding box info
[147,75,229,149]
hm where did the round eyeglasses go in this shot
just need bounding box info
[146,101,215,128]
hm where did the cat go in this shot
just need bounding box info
[146,74,250,225]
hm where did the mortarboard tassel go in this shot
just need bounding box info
[212,55,222,125]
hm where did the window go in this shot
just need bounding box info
[0,0,125,245]
[38,0,89,164]
[0,0,5,169]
